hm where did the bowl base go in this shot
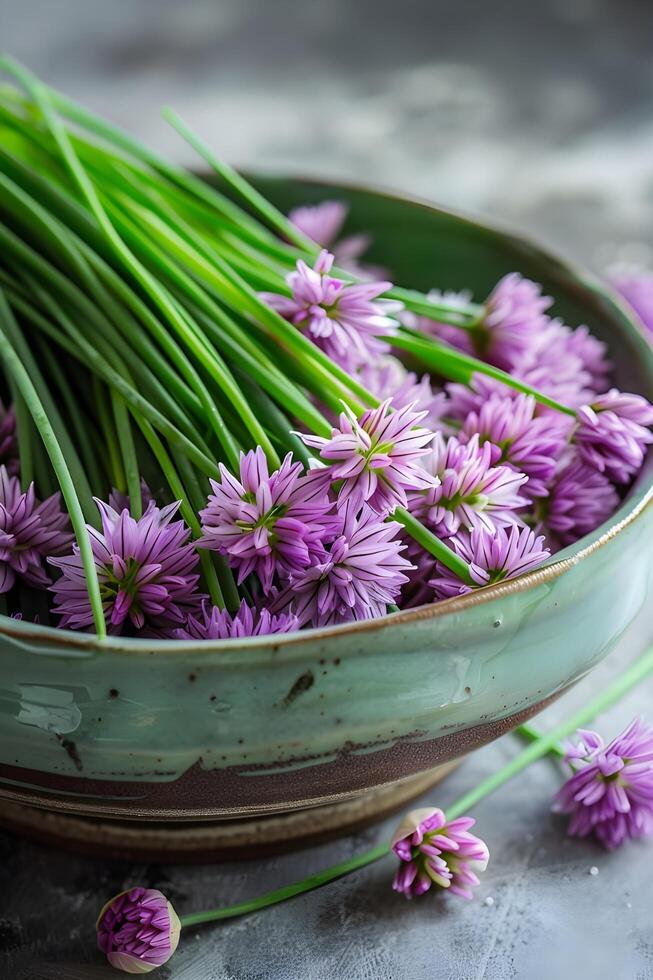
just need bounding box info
[0,761,458,862]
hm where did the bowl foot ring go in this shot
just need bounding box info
[0,761,459,862]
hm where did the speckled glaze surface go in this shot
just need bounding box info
[1,178,652,821]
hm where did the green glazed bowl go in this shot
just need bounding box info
[1,177,652,822]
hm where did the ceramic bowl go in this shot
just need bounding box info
[1,177,652,822]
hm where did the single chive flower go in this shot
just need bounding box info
[271,505,412,627]
[408,433,529,536]
[50,499,202,635]
[261,249,401,369]
[391,807,489,900]
[574,389,653,484]
[511,318,611,408]
[199,448,335,593]
[553,718,653,850]
[446,374,516,421]
[0,465,72,593]
[96,887,180,974]
[460,393,571,498]
[429,524,550,599]
[476,272,554,371]
[301,399,437,516]
[535,457,619,547]
[176,598,299,639]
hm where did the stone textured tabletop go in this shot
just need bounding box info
[2,1,653,977]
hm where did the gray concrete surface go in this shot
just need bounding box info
[1,1,653,977]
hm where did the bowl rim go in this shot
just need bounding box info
[2,175,653,657]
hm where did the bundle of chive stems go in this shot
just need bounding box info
[0,59,586,640]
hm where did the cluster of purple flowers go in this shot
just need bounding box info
[260,225,652,609]
[2,202,652,639]
[424,273,611,405]
[200,434,416,630]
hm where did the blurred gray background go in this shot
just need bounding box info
[3,0,653,269]
[2,2,653,978]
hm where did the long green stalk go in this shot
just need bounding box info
[0,63,497,329]
[94,377,125,492]
[0,147,238,447]
[0,291,106,637]
[5,63,276,469]
[9,384,33,490]
[162,107,316,252]
[111,392,142,519]
[0,277,97,522]
[134,418,224,609]
[394,508,473,582]
[34,335,106,493]
[392,330,577,417]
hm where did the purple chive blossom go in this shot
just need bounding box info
[510,318,610,409]
[0,400,18,476]
[199,448,334,593]
[420,277,609,407]
[176,599,299,640]
[50,500,202,635]
[611,271,653,335]
[564,323,611,394]
[574,389,653,484]
[96,887,181,974]
[460,394,572,498]
[429,524,550,599]
[476,272,554,371]
[391,807,489,900]
[0,466,72,593]
[536,457,619,546]
[302,400,437,516]
[358,357,449,431]
[448,273,609,403]
[357,355,407,398]
[272,505,412,628]
[553,718,653,850]
[514,361,597,412]
[408,433,529,536]
[261,250,401,369]
[446,374,517,421]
